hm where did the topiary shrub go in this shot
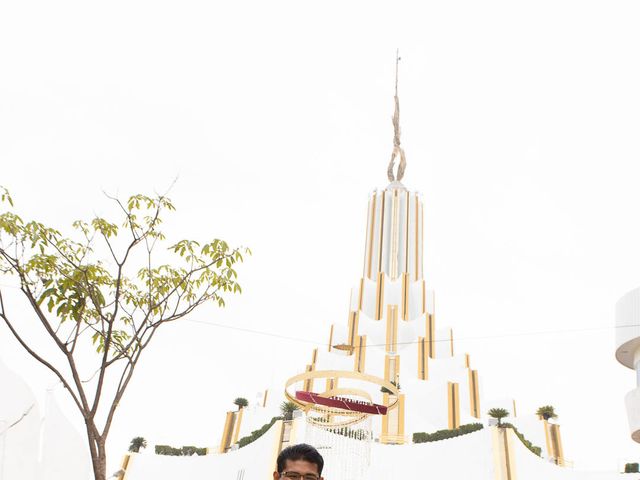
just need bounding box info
[502,423,542,457]
[155,444,207,456]
[237,416,283,448]
[413,423,484,443]
[625,463,639,473]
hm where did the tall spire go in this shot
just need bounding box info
[387,49,406,183]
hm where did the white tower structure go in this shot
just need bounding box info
[615,287,640,442]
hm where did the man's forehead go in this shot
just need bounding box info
[283,458,320,474]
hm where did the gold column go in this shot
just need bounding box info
[401,272,410,321]
[492,426,517,480]
[328,324,334,352]
[303,364,315,392]
[381,392,405,444]
[447,382,460,429]
[449,329,454,356]
[512,400,517,418]
[311,348,318,366]
[375,272,385,320]
[262,390,269,408]
[426,312,435,358]
[116,454,131,480]
[231,408,244,445]
[347,311,359,349]
[219,411,236,453]
[358,277,365,311]
[390,188,400,279]
[366,193,377,279]
[354,335,367,373]
[465,353,471,368]
[468,370,480,418]
[384,354,400,385]
[268,420,285,479]
[417,336,428,380]
[377,191,386,273]
[544,421,565,465]
[404,190,410,274]
[386,305,398,353]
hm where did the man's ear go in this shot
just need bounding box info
[273,472,279,480]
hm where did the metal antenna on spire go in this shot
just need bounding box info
[387,49,406,182]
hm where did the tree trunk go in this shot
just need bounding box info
[86,423,108,480]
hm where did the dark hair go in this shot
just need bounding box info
[276,443,324,475]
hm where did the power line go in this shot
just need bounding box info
[185,318,639,350]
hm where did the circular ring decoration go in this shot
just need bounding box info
[296,390,388,415]
[284,369,399,425]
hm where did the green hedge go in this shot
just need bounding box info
[154,445,207,456]
[238,416,283,448]
[625,463,639,473]
[502,423,542,457]
[413,423,484,443]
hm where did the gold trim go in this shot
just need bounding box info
[448,382,460,429]
[328,324,334,352]
[358,277,364,311]
[219,411,235,453]
[465,353,471,368]
[117,454,131,480]
[231,407,244,445]
[421,280,426,314]
[398,394,405,437]
[450,328,454,356]
[303,364,315,392]
[269,420,285,478]
[381,392,389,438]
[551,424,564,464]
[405,190,410,274]
[375,272,385,320]
[378,191,386,273]
[390,188,399,279]
[366,193,377,279]
[512,399,517,418]
[311,348,318,366]
[262,389,269,408]
[386,305,398,353]
[384,354,400,385]
[418,337,428,380]
[401,272,410,321]
[354,335,367,373]
[426,313,435,358]
[469,370,480,418]
[347,311,359,349]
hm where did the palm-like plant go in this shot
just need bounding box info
[487,408,509,427]
[128,437,147,453]
[280,401,299,421]
[233,397,249,410]
[536,405,557,421]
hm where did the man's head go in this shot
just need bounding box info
[273,443,324,480]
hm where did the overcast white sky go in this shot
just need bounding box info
[1,0,640,473]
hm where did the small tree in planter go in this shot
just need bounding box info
[536,405,557,421]
[233,397,249,410]
[128,437,147,453]
[488,408,509,427]
[280,401,299,421]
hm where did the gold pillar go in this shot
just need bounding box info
[116,454,131,480]
[465,353,471,368]
[447,382,460,429]
[231,408,244,445]
[358,277,365,311]
[354,335,367,373]
[418,336,429,380]
[328,324,334,352]
[386,305,398,353]
[449,329,454,356]
[366,193,377,279]
[401,272,410,321]
[384,354,400,385]
[262,389,269,408]
[219,411,236,453]
[468,370,480,418]
[347,311,359,349]
[426,312,435,358]
[375,272,385,320]
[492,426,517,480]
[381,393,405,444]
[544,421,565,465]
[303,364,315,392]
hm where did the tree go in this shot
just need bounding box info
[233,397,249,410]
[0,187,248,480]
[536,405,557,421]
[487,408,509,427]
[128,436,147,453]
[280,401,299,421]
